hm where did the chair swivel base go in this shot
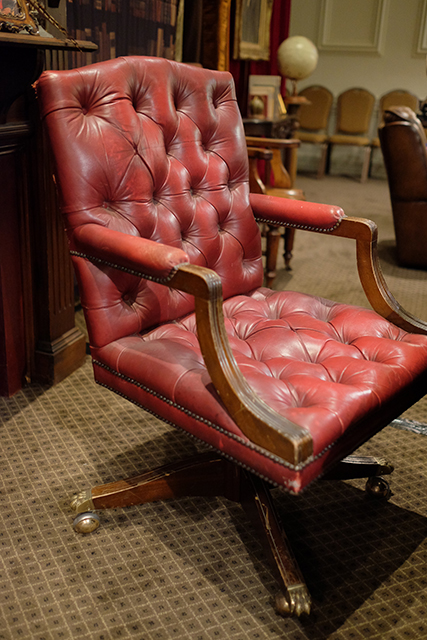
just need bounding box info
[70,451,393,618]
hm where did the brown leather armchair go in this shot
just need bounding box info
[37,57,427,618]
[379,106,427,269]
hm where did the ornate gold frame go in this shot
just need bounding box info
[233,0,273,61]
[0,0,37,34]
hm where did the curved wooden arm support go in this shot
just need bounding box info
[247,147,273,195]
[331,217,427,334]
[169,263,313,466]
[74,245,312,465]
[247,147,274,161]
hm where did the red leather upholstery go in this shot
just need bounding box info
[37,57,427,494]
[39,56,263,347]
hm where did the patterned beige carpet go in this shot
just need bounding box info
[1,175,427,639]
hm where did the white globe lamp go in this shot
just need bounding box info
[277,36,319,98]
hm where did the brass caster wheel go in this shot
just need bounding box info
[365,476,392,500]
[73,512,101,534]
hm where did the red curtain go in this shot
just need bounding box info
[229,0,292,114]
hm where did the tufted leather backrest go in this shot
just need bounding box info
[37,57,263,348]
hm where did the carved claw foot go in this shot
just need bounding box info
[71,489,94,513]
[274,584,312,617]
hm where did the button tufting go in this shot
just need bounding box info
[122,293,134,306]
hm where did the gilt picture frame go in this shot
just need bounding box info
[0,0,38,34]
[233,0,273,61]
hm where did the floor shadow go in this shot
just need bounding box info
[0,378,49,421]
[92,434,427,637]
[271,481,427,638]
[378,239,427,277]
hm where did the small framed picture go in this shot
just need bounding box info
[233,0,274,61]
[248,75,283,120]
[0,0,38,35]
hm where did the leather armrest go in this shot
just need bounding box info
[250,192,345,231]
[251,193,427,335]
[73,224,190,280]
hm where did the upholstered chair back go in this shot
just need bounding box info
[38,57,263,349]
[336,88,375,135]
[298,85,333,131]
[379,105,427,268]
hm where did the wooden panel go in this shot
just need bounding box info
[0,37,91,395]
[318,0,389,54]
[0,125,30,395]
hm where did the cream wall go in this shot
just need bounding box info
[289,0,427,100]
[289,0,427,176]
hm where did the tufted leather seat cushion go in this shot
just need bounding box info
[92,287,427,493]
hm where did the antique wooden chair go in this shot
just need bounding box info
[296,84,333,179]
[37,57,427,618]
[246,136,303,284]
[326,87,375,182]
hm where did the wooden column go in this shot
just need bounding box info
[29,111,87,386]
[0,124,32,395]
[0,33,96,395]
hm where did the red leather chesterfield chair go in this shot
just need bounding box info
[37,57,427,618]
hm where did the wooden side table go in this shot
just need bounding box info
[243,117,303,284]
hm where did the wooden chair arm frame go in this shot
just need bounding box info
[247,147,274,160]
[167,216,427,465]
[331,217,427,334]
[246,146,274,194]
[77,215,427,467]
[168,263,314,466]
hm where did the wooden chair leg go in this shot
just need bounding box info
[71,451,228,512]
[361,146,372,183]
[283,228,295,271]
[322,455,394,481]
[70,451,311,617]
[238,471,311,617]
[325,142,332,175]
[265,223,281,286]
[317,142,328,179]
[368,145,375,178]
